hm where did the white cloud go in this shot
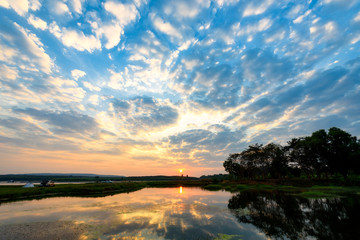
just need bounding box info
[0,0,10,8]
[323,0,349,4]
[293,10,311,24]
[49,22,101,52]
[88,1,140,50]
[49,77,86,103]
[182,59,199,70]
[0,43,18,63]
[178,39,194,51]
[164,0,210,19]
[104,1,138,26]
[71,0,84,14]
[71,69,86,80]
[243,0,274,17]
[265,30,285,43]
[27,14,47,30]
[0,64,18,80]
[133,0,147,8]
[29,0,40,11]
[0,23,53,73]
[350,34,360,45]
[51,77,78,87]
[354,12,360,22]
[54,86,86,103]
[151,14,182,39]
[96,23,124,49]
[234,18,273,37]
[215,0,239,7]
[88,94,99,105]
[52,1,70,15]
[48,22,62,38]
[287,5,303,18]
[309,21,338,43]
[199,23,211,31]
[83,81,101,91]
[324,21,336,34]
[0,0,29,16]
[108,69,125,90]
[61,29,101,52]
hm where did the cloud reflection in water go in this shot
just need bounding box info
[0,187,265,239]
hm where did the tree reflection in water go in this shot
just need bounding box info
[228,191,360,240]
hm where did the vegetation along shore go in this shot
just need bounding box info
[1,180,359,204]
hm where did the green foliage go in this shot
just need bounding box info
[203,184,223,191]
[223,127,360,181]
[346,172,360,185]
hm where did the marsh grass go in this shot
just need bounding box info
[0,182,146,203]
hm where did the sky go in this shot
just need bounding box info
[0,0,360,177]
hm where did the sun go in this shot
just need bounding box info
[179,169,183,173]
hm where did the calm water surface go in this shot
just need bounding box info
[0,187,359,239]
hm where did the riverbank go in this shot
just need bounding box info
[0,180,359,203]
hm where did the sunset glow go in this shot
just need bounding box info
[0,1,359,176]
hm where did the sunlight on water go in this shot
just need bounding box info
[0,187,259,239]
[1,187,358,239]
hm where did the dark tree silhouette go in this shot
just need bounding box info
[224,127,360,179]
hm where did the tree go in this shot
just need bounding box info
[223,153,246,179]
[264,143,288,178]
[224,127,360,179]
[240,144,267,178]
[303,129,330,177]
[327,127,359,175]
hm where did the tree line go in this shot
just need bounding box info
[223,127,360,179]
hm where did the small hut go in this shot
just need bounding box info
[22,182,34,188]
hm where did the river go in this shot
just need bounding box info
[0,187,359,239]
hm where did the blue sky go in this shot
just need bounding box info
[0,0,360,176]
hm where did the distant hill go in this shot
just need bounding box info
[0,174,199,182]
[0,173,123,182]
[20,173,124,177]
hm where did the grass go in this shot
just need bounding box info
[0,182,147,202]
[297,185,360,198]
[1,180,359,203]
[201,181,360,198]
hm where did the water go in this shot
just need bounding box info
[0,187,359,240]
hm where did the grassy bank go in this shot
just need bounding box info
[1,180,359,203]
[0,182,147,203]
[202,181,360,198]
